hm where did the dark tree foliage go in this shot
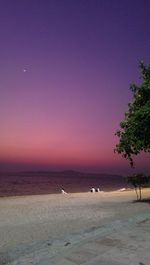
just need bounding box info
[127,173,149,201]
[115,62,150,166]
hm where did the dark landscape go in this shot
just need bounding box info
[0,171,126,196]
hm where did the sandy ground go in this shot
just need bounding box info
[0,189,150,265]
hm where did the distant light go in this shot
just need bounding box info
[23,69,27,73]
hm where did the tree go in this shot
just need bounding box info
[115,62,150,166]
[127,173,149,201]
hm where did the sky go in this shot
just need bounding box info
[0,0,150,175]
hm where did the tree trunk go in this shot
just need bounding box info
[139,186,142,201]
[135,188,139,200]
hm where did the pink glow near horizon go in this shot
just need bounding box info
[0,1,150,174]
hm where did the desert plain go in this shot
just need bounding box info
[0,187,150,265]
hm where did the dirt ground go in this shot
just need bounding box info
[0,188,149,265]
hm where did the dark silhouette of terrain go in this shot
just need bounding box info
[0,170,126,196]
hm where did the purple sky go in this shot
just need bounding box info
[0,0,150,174]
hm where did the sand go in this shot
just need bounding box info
[0,189,150,265]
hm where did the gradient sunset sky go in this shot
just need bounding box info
[0,0,150,174]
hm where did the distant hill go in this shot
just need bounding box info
[0,170,126,197]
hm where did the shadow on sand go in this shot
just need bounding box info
[132,198,150,204]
